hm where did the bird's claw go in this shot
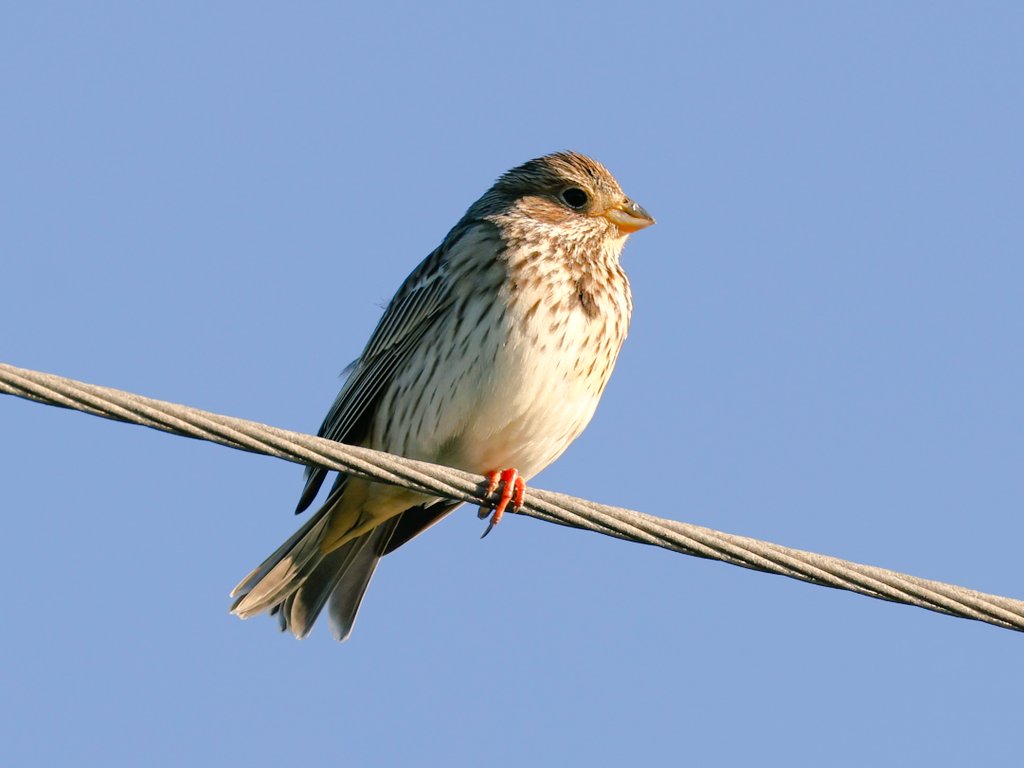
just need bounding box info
[479,468,525,538]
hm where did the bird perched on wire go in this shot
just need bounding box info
[231,151,654,641]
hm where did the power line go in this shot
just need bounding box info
[2,361,1022,633]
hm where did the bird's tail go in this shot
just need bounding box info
[230,493,398,641]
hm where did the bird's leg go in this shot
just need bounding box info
[478,468,525,538]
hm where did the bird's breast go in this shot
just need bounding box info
[447,255,628,476]
[373,243,631,482]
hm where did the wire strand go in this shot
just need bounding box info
[2,361,1022,633]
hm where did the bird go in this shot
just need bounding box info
[230,151,654,641]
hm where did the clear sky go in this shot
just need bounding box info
[2,3,1022,766]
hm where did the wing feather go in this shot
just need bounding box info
[294,228,472,513]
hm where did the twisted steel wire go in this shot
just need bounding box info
[2,361,1022,633]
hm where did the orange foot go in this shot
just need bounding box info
[478,468,526,538]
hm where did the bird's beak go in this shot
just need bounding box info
[601,199,655,233]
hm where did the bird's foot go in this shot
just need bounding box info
[478,468,525,538]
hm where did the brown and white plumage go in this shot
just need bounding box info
[231,151,654,640]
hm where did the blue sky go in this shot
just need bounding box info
[2,3,1022,765]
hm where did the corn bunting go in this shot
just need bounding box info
[231,151,654,640]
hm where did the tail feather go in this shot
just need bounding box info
[278,519,398,640]
[230,487,401,640]
[231,482,348,602]
[326,521,398,641]
[230,508,331,618]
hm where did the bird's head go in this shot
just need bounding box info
[472,151,654,246]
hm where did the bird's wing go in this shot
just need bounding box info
[294,224,482,514]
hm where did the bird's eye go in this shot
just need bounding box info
[560,187,589,210]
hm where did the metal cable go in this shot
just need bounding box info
[2,361,1022,633]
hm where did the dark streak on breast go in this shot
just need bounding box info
[575,278,599,319]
